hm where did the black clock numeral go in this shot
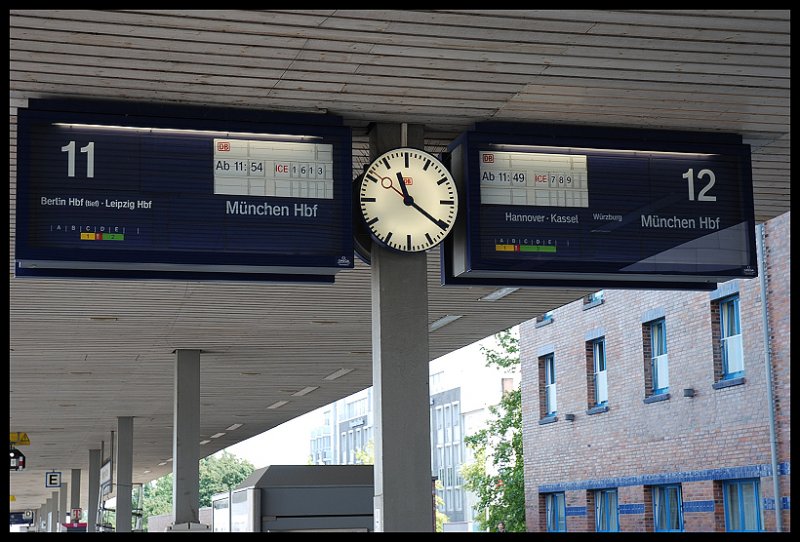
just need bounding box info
[382,157,391,170]
[367,217,379,225]
[404,152,409,168]
[425,233,433,244]
[385,232,393,243]
[440,200,454,205]
[407,234,412,250]
[366,174,379,183]
[423,159,431,171]
[437,177,449,185]
[361,197,376,202]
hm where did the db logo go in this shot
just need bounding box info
[403,177,413,185]
[217,142,231,152]
[483,154,495,163]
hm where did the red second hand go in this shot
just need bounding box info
[380,176,404,197]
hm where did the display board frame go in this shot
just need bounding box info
[442,122,757,290]
[15,99,353,282]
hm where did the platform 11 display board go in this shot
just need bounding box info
[15,100,353,282]
[443,122,757,289]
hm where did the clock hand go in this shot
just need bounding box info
[396,172,412,203]
[393,172,447,229]
[408,200,449,230]
[380,176,404,197]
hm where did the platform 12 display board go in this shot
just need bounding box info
[443,122,757,290]
[15,100,353,282]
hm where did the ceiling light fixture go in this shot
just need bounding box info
[226,423,243,431]
[292,386,319,397]
[199,440,211,445]
[478,287,520,301]
[323,368,354,381]
[429,314,463,332]
[267,400,289,410]
[210,433,226,439]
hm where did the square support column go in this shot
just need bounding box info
[51,491,59,531]
[87,448,101,532]
[59,482,68,530]
[172,349,202,526]
[116,416,134,532]
[369,123,434,532]
[70,468,81,519]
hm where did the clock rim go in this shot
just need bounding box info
[358,147,458,254]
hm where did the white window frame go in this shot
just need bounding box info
[593,339,608,405]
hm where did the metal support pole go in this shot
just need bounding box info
[757,222,782,532]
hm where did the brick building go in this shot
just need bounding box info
[519,211,790,532]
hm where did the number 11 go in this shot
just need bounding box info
[61,141,95,178]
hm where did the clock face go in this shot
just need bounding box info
[359,148,458,253]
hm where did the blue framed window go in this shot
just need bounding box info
[592,338,608,405]
[720,295,744,378]
[595,488,619,532]
[650,319,669,394]
[544,354,557,415]
[545,492,567,532]
[653,484,683,532]
[723,479,762,532]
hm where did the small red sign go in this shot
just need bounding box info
[217,142,231,152]
[483,154,495,163]
[403,177,413,185]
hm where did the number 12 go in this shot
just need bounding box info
[682,168,716,202]
[61,141,95,178]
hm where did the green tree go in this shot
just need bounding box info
[354,439,374,465]
[432,479,450,532]
[461,329,525,532]
[141,451,255,530]
[198,451,255,507]
[142,472,173,530]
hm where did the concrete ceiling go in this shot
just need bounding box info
[8,10,790,514]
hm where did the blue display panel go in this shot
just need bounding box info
[15,100,353,282]
[443,123,757,289]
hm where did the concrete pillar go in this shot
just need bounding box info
[116,416,134,532]
[369,123,434,532]
[87,448,101,532]
[51,491,59,531]
[70,468,81,520]
[59,482,68,529]
[173,349,202,525]
[44,497,52,532]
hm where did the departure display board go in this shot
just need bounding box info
[443,122,757,289]
[15,100,353,282]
